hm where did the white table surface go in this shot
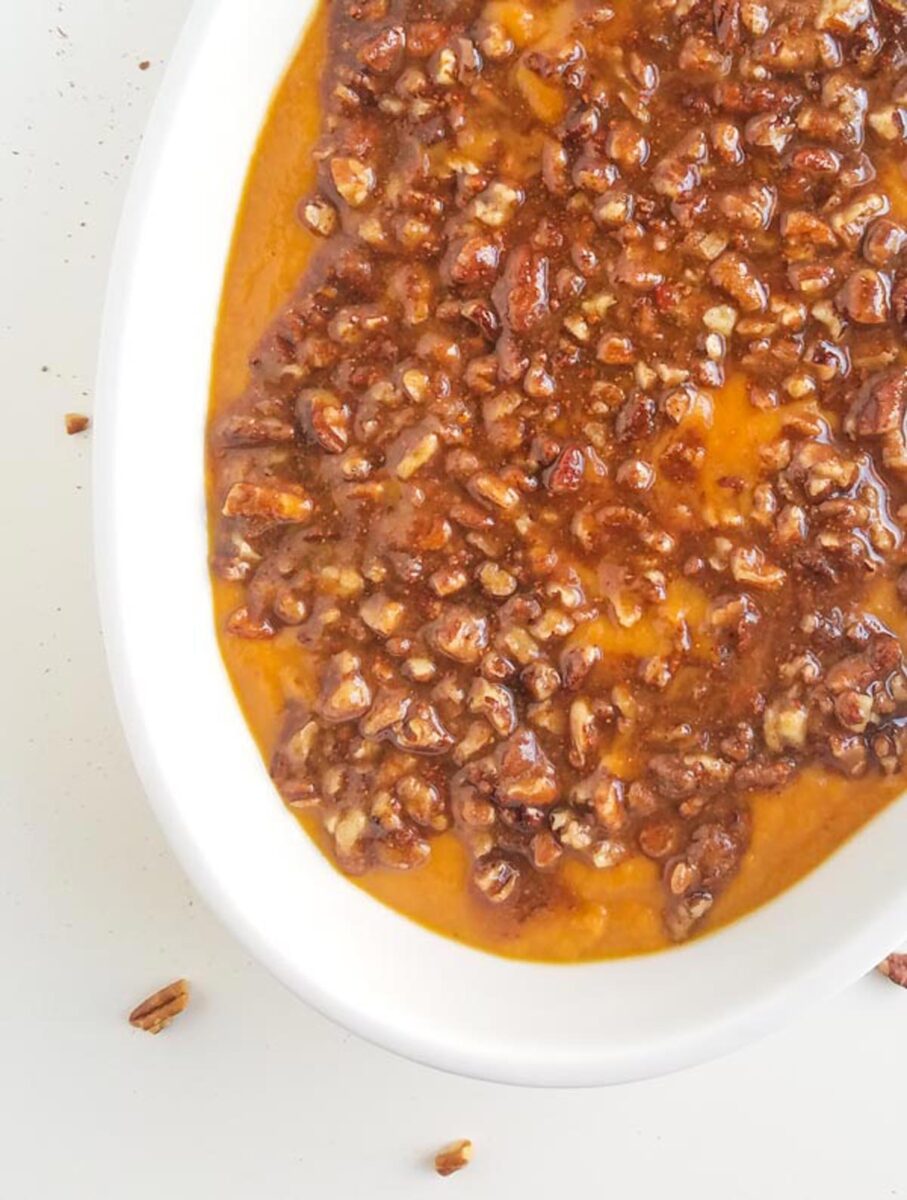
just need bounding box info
[2,2,906,1196]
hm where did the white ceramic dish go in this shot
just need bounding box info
[94,0,907,1087]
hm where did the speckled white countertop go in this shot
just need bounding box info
[2,2,906,1196]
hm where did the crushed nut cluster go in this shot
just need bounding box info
[211,0,907,941]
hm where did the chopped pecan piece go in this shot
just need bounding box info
[129,979,190,1035]
[709,251,768,312]
[878,953,907,986]
[837,268,891,325]
[495,245,550,334]
[221,482,313,524]
[330,156,375,207]
[427,607,489,663]
[64,412,90,435]
[226,606,275,640]
[319,652,373,722]
[845,367,907,478]
[434,1139,474,1177]
[298,389,349,453]
[473,856,519,902]
[544,445,585,493]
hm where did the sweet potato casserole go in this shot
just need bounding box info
[209,0,907,958]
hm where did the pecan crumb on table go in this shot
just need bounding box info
[434,1139,474,1177]
[879,952,907,986]
[128,979,190,1034]
[209,0,907,955]
[64,412,90,435]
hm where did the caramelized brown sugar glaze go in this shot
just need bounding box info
[210,0,907,960]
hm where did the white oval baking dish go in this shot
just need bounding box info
[95,0,907,1086]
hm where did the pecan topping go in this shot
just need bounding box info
[210,0,907,955]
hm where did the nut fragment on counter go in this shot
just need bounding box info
[128,979,191,1034]
[434,1139,474,1177]
[65,412,90,435]
[878,953,907,987]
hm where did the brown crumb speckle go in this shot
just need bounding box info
[138,59,151,71]
[128,979,190,1034]
[434,1139,473,1177]
[64,413,90,435]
